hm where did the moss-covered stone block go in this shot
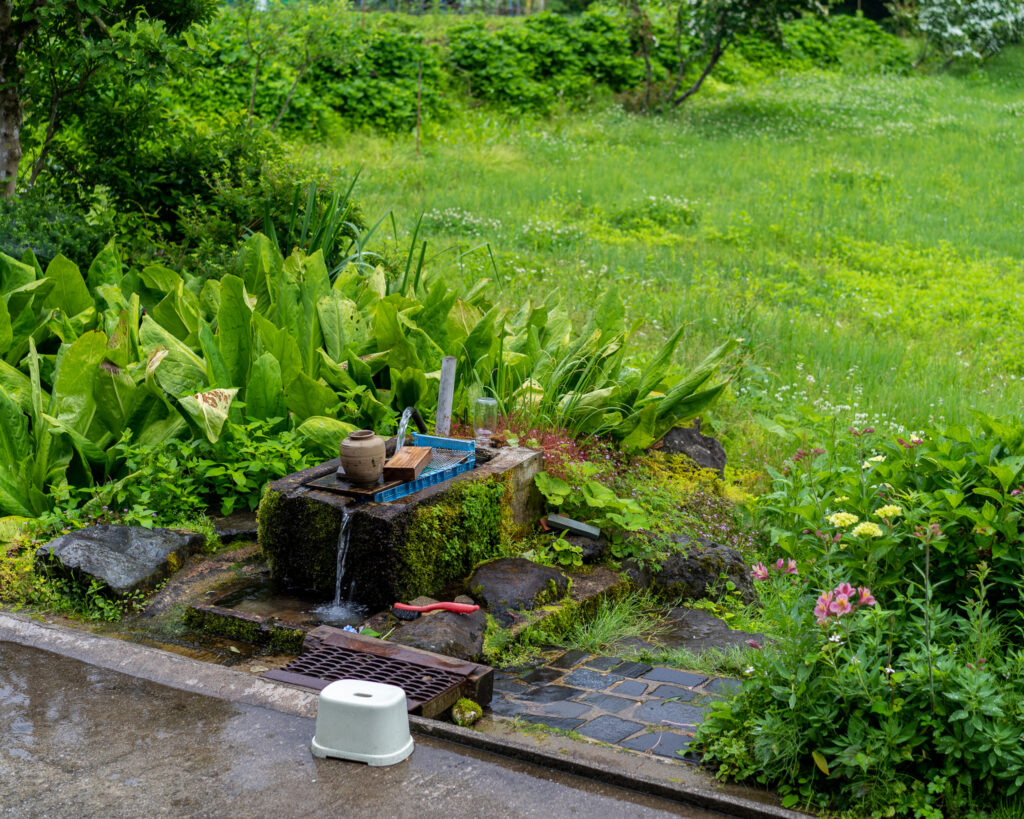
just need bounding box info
[257,448,543,611]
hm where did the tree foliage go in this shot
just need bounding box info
[0,0,217,198]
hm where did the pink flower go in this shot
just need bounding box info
[746,640,761,649]
[814,592,834,624]
[751,563,769,581]
[857,587,876,607]
[829,594,853,617]
[784,559,798,576]
[775,558,786,571]
[834,582,856,598]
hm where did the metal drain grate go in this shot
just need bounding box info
[264,644,464,712]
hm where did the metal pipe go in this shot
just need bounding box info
[435,356,457,437]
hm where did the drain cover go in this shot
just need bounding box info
[263,626,492,717]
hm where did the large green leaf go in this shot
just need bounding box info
[51,331,108,435]
[86,239,123,289]
[374,300,422,372]
[246,353,286,421]
[198,320,231,389]
[217,274,253,389]
[296,416,357,459]
[317,293,364,361]
[0,360,33,412]
[285,373,338,421]
[391,366,428,412]
[178,388,238,443]
[42,255,93,317]
[94,361,142,436]
[253,312,303,386]
[0,252,36,294]
[0,298,11,356]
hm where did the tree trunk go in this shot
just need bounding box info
[0,1,23,198]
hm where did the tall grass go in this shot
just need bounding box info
[308,49,1024,450]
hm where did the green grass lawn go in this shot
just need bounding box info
[303,48,1024,451]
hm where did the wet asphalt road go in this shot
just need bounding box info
[0,641,723,818]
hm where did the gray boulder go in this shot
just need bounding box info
[655,422,726,476]
[660,607,765,652]
[469,557,569,626]
[624,535,757,605]
[36,525,204,596]
[390,609,488,662]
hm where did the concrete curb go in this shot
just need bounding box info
[1,612,805,819]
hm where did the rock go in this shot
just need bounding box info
[389,608,487,662]
[469,558,569,626]
[655,422,726,476]
[211,510,258,544]
[36,525,204,596]
[561,532,609,563]
[624,536,757,605]
[660,608,765,653]
[451,697,483,727]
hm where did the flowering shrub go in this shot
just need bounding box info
[757,412,1024,620]
[697,565,1024,816]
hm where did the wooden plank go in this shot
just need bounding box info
[383,446,433,482]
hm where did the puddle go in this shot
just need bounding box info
[210,577,366,629]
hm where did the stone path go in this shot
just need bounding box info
[488,649,741,763]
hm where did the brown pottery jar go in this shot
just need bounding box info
[339,429,386,485]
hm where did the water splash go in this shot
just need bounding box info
[312,504,366,626]
[394,407,415,453]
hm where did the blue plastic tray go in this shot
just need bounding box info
[371,434,476,502]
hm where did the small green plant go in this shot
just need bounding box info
[524,533,583,569]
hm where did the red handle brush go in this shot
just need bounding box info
[392,601,479,620]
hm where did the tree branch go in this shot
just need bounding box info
[672,34,728,106]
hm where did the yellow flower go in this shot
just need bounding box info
[861,455,886,469]
[875,505,902,519]
[852,521,883,538]
[828,512,859,528]
[834,495,849,502]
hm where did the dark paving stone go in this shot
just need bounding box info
[494,676,530,694]
[518,714,586,732]
[648,685,697,701]
[576,692,634,714]
[550,649,590,669]
[521,667,564,685]
[487,697,525,717]
[576,715,646,744]
[518,685,584,703]
[562,668,622,690]
[584,656,623,671]
[661,607,765,653]
[611,680,648,698]
[642,667,707,688]
[538,700,594,719]
[631,699,708,727]
[611,661,652,678]
[620,730,693,759]
[705,677,743,695]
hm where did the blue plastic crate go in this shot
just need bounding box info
[371,435,476,502]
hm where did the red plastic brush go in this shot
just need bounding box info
[392,601,479,620]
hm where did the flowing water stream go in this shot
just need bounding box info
[311,503,366,626]
[394,406,414,453]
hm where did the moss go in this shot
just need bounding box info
[258,488,346,593]
[394,477,508,602]
[183,607,260,643]
[451,697,483,727]
[166,551,181,574]
[267,624,305,654]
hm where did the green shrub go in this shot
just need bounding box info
[697,563,1024,816]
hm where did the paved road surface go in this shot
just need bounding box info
[1,642,723,818]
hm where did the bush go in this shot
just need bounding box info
[0,184,113,267]
[703,413,1024,815]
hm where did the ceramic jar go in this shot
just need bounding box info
[339,430,386,485]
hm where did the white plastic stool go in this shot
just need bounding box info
[311,679,414,766]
